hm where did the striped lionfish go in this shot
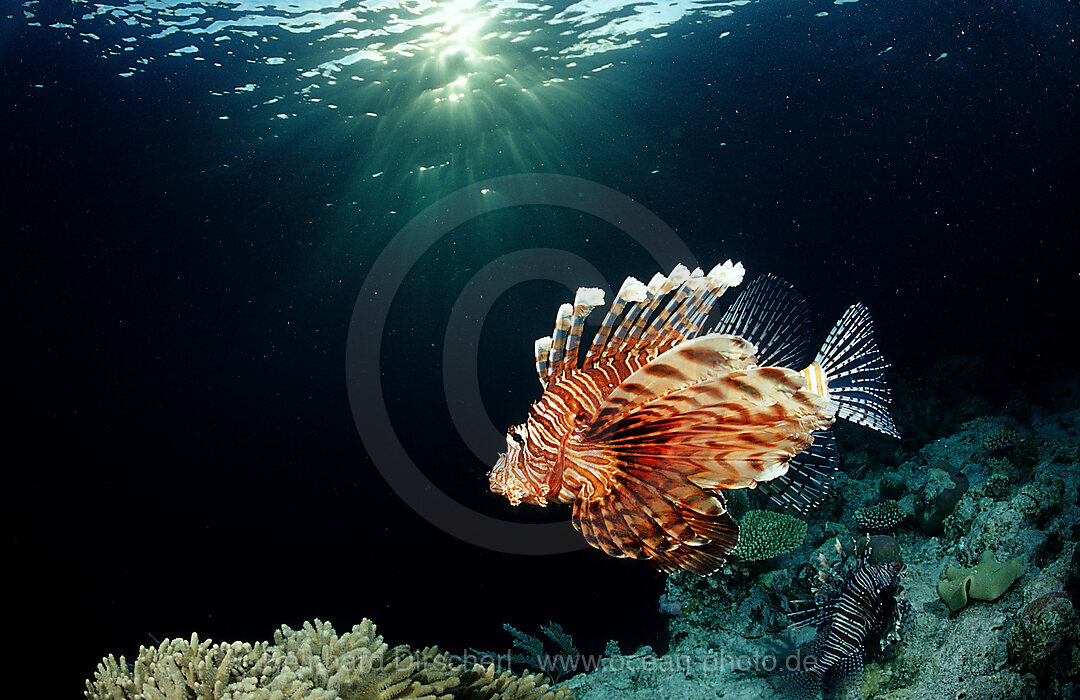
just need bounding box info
[488,261,899,575]
[785,539,907,698]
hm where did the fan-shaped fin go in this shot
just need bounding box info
[713,273,812,369]
[590,333,759,432]
[586,363,833,490]
[757,430,839,514]
[813,303,900,438]
[571,475,738,575]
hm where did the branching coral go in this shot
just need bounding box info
[85,633,322,700]
[272,620,462,700]
[457,664,573,700]
[730,510,806,562]
[85,619,572,700]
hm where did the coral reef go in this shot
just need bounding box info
[852,500,905,533]
[459,664,574,700]
[86,368,1080,700]
[937,550,1026,611]
[1006,591,1077,676]
[85,619,572,700]
[731,510,808,562]
[563,377,1080,699]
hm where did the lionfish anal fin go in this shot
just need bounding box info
[756,429,840,514]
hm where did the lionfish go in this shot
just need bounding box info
[785,539,907,698]
[489,261,899,574]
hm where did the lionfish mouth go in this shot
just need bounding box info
[489,454,529,506]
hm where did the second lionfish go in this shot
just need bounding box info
[489,261,899,574]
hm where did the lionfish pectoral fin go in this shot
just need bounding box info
[591,367,831,490]
[713,273,813,369]
[590,333,759,432]
[823,652,864,696]
[571,472,738,576]
[812,303,900,438]
[756,430,839,514]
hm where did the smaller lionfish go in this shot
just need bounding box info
[785,539,908,698]
[489,261,899,575]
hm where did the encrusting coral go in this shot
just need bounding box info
[85,619,573,700]
[730,509,807,562]
[937,550,1026,611]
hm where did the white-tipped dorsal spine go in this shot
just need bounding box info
[709,259,746,289]
[647,266,695,336]
[556,261,746,371]
[586,276,647,365]
[563,287,606,372]
[534,336,552,386]
[547,303,575,378]
[620,269,678,350]
[609,273,663,352]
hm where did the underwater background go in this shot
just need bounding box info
[4,0,1079,697]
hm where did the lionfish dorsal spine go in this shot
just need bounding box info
[608,271,670,355]
[563,287,606,373]
[639,265,699,343]
[534,336,552,386]
[585,275,648,361]
[537,260,747,386]
[546,303,574,378]
[597,260,745,361]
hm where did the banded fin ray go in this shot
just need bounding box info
[534,261,746,388]
[756,430,839,514]
[589,333,759,432]
[713,273,812,369]
[589,367,832,490]
[815,303,900,438]
[571,472,738,575]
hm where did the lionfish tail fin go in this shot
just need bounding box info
[812,303,900,438]
[572,469,739,576]
[713,273,812,368]
[757,430,839,514]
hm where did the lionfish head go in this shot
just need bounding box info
[489,423,547,507]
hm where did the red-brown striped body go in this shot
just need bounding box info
[490,355,650,508]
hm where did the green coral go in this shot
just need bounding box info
[853,500,906,533]
[937,550,1026,611]
[731,510,807,562]
[982,426,1023,455]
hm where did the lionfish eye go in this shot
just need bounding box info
[510,431,524,445]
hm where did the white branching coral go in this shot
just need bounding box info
[85,619,573,700]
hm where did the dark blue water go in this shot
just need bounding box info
[5,0,1077,692]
